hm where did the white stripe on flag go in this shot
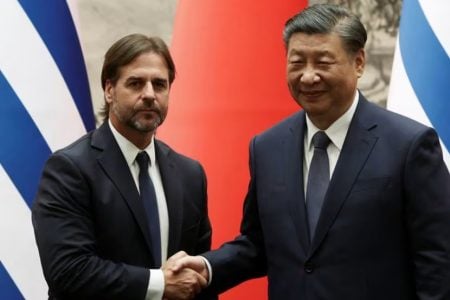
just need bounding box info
[420,0,450,56]
[387,41,430,126]
[0,165,47,300]
[0,1,86,152]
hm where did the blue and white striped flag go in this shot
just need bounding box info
[387,0,450,170]
[0,1,94,299]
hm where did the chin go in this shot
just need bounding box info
[130,120,157,132]
[303,103,330,116]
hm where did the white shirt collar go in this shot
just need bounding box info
[108,119,156,167]
[305,90,359,151]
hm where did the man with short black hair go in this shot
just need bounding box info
[173,5,450,299]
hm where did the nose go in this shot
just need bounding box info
[142,81,156,100]
[300,66,320,85]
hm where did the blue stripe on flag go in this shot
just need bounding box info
[0,262,24,300]
[399,0,450,150]
[18,0,95,131]
[0,72,51,208]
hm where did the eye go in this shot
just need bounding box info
[127,79,145,90]
[152,79,168,92]
[288,60,305,72]
[289,57,304,64]
[316,60,333,69]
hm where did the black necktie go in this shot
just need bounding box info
[136,151,161,266]
[306,131,331,240]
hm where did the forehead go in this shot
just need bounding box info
[287,32,345,55]
[119,52,169,79]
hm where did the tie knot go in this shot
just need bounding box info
[136,151,150,170]
[312,131,331,150]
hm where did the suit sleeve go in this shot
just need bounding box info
[194,164,218,300]
[194,164,213,255]
[404,128,450,299]
[32,152,149,300]
[202,137,267,294]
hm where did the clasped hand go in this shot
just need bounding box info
[162,251,209,300]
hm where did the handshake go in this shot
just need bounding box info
[162,251,210,300]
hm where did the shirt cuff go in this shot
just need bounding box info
[145,269,165,300]
[200,256,213,285]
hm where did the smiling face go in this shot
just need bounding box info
[286,32,365,129]
[105,51,170,148]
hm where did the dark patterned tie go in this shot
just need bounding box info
[136,151,161,267]
[306,131,331,241]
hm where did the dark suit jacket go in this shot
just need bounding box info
[32,122,215,300]
[204,94,450,299]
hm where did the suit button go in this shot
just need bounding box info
[304,262,314,274]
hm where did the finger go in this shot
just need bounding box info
[188,269,207,297]
[170,256,190,272]
[194,268,208,289]
[167,250,187,263]
[198,271,208,288]
[172,256,204,273]
[191,273,204,295]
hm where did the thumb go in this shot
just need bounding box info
[170,255,194,272]
[167,250,187,263]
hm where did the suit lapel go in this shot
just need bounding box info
[285,112,311,253]
[309,97,378,255]
[92,123,154,255]
[155,141,183,257]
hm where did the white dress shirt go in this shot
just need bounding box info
[303,91,359,195]
[109,120,168,300]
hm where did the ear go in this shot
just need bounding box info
[354,48,365,78]
[104,80,114,104]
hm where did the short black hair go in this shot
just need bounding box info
[283,4,367,54]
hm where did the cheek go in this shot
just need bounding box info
[116,91,137,106]
[286,72,299,89]
[112,94,135,114]
[157,95,169,113]
[159,93,169,105]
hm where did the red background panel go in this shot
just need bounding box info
[161,1,307,299]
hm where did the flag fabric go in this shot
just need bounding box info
[387,0,450,170]
[0,1,94,299]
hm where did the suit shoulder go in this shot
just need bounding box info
[51,130,95,160]
[155,139,204,170]
[253,111,303,143]
[364,101,431,136]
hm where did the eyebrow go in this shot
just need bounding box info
[290,48,332,54]
[288,49,335,59]
[124,76,168,84]
[125,76,145,82]
[288,49,302,56]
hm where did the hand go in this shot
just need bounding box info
[162,251,207,300]
[170,254,209,282]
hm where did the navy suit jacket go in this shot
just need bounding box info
[32,122,215,300]
[204,95,450,299]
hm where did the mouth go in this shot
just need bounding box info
[135,109,162,123]
[138,108,159,115]
[301,90,325,98]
